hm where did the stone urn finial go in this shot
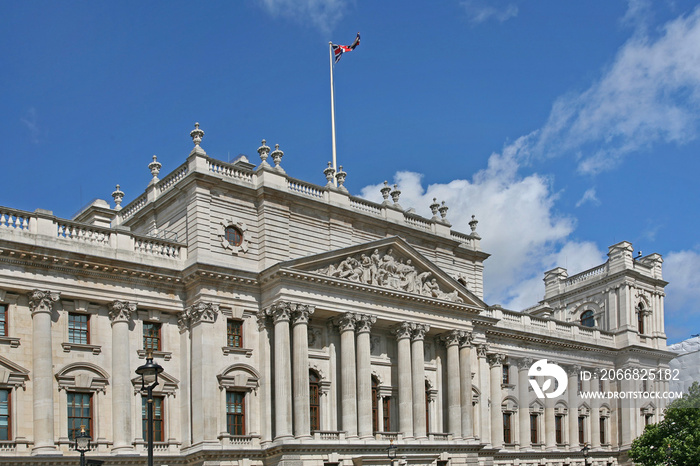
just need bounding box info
[336,165,347,192]
[430,198,440,220]
[112,184,125,211]
[149,155,162,181]
[258,139,270,166]
[391,184,401,204]
[469,215,479,233]
[323,162,336,186]
[380,181,392,204]
[270,144,284,172]
[190,122,204,146]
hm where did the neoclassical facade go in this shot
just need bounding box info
[0,124,675,466]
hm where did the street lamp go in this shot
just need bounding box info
[582,442,590,466]
[135,348,164,466]
[387,439,397,463]
[75,424,90,466]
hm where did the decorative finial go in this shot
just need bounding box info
[335,165,347,192]
[439,201,448,219]
[323,161,336,186]
[149,155,162,181]
[190,122,204,147]
[112,184,124,211]
[380,181,392,204]
[270,144,285,172]
[390,184,401,204]
[257,139,270,166]
[430,198,440,220]
[469,215,479,233]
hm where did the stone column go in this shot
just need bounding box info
[477,344,491,444]
[28,290,60,455]
[337,313,358,438]
[567,365,580,449]
[544,396,556,449]
[256,311,273,443]
[411,323,429,438]
[188,302,220,445]
[394,322,413,438]
[291,304,314,439]
[356,314,376,438]
[590,374,601,449]
[459,333,473,439]
[269,302,293,439]
[517,358,533,449]
[108,301,137,453]
[177,311,192,447]
[488,353,505,449]
[441,330,462,438]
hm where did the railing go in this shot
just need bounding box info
[566,262,608,286]
[57,220,112,246]
[502,311,521,323]
[287,178,324,198]
[579,326,596,337]
[119,193,147,221]
[133,235,183,259]
[349,196,382,215]
[208,158,254,184]
[222,435,256,446]
[530,317,548,328]
[0,441,15,453]
[157,162,189,194]
[450,230,473,246]
[313,430,344,440]
[404,213,431,230]
[375,432,399,441]
[429,432,451,441]
[0,208,31,231]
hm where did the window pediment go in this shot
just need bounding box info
[56,362,109,393]
[0,355,29,388]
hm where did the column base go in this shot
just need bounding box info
[31,446,61,456]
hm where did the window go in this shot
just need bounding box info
[578,416,585,445]
[555,414,563,444]
[68,313,89,344]
[310,372,320,431]
[502,364,510,384]
[581,310,595,327]
[142,395,164,442]
[371,377,379,432]
[0,389,9,440]
[578,377,583,395]
[225,226,243,247]
[0,304,7,336]
[530,413,538,444]
[599,417,606,444]
[382,397,391,432]
[645,414,653,425]
[503,412,512,444]
[67,393,92,441]
[226,392,245,435]
[227,320,243,348]
[425,381,430,433]
[143,322,161,351]
[637,307,645,334]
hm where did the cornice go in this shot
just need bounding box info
[485,328,615,354]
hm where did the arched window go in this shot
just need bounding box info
[637,303,646,334]
[309,371,320,431]
[580,310,595,328]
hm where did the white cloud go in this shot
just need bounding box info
[528,5,700,174]
[664,249,700,315]
[575,187,600,207]
[20,107,40,144]
[257,0,348,34]
[460,0,518,24]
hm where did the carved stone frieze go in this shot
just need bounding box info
[314,248,464,303]
[28,289,60,315]
[108,300,136,324]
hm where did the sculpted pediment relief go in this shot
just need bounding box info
[312,246,464,303]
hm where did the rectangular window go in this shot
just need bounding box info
[503,412,512,444]
[310,379,320,431]
[227,320,243,348]
[382,397,391,432]
[502,364,510,384]
[67,393,92,441]
[555,414,563,444]
[530,413,538,444]
[0,304,7,337]
[226,392,245,435]
[0,389,10,440]
[68,313,89,344]
[599,417,606,444]
[142,396,164,442]
[578,416,585,445]
[143,322,161,351]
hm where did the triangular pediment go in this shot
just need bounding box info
[0,355,29,388]
[276,236,485,309]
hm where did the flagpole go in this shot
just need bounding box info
[329,41,338,186]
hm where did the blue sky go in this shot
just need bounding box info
[2,1,699,343]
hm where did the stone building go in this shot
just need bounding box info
[0,124,675,465]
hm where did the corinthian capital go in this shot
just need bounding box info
[476,343,489,358]
[440,329,463,347]
[334,312,357,332]
[291,304,315,325]
[108,300,136,324]
[28,290,60,315]
[268,301,293,324]
[411,323,430,341]
[355,314,377,334]
[487,353,506,367]
[394,321,413,340]
[459,331,473,348]
[188,302,219,326]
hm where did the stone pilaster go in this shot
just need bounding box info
[188,301,220,445]
[269,302,293,439]
[477,343,491,444]
[336,313,358,437]
[411,323,429,438]
[356,314,376,438]
[517,358,533,449]
[28,290,60,455]
[177,309,192,447]
[394,322,414,438]
[441,330,462,438]
[488,353,505,448]
[108,300,137,453]
[544,395,556,449]
[256,310,273,443]
[291,304,314,438]
[567,365,580,449]
[459,332,474,439]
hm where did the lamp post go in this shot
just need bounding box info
[135,349,164,466]
[582,442,590,466]
[75,424,90,466]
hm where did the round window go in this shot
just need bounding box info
[225,226,243,247]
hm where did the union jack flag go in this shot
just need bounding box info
[332,32,360,64]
